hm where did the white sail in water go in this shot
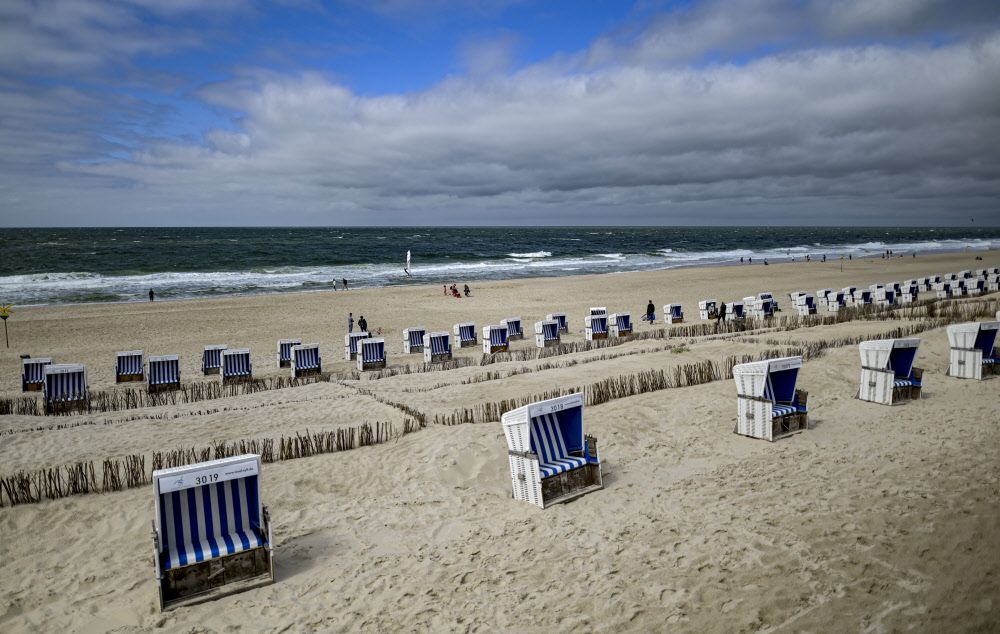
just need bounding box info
[405,250,411,275]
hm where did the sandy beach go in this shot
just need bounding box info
[1,250,999,632]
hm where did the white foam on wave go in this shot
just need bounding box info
[507,251,552,258]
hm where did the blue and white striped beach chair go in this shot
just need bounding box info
[664,303,684,324]
[357,337,386,371]
[584,315,608,341]
[291,343,322,378]
[501,317,523,340]
[501,393,602,508]
[609,312,632,337]
[733,356,808,441]
[276,339,301,368]
[148,355,181,392]
[403,327,426,354]
[483,325,509,354]
[116,350,145,383]
[21,357,52,392]
[546,313,569,334]
[535,320,560,348]
[344,331,370,360]
[202,345,227,375]
[220,348,252,384]
[423,331,452,363]
[453,322,477,348]
[858,338,923,404]
[152,454,273,610]
[43,363,88,414]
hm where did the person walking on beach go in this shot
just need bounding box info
[342,278,349,290]
[148,288,154,302]
[463,284,471,297]
[358,315,368,332]
[347,312,354,333]
[332,279,337,291]
[716,301,727,324]
[643,299,656,323]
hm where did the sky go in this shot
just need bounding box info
[1,0,999,227]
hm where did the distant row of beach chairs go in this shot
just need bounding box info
[697,268,1000,320]
[18,267,1000,415]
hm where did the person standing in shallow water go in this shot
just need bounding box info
[148,289,154,302]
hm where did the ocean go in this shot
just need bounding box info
[2,227,997,306]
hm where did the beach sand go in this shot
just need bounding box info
[1,250,999,632]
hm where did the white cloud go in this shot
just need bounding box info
[1,0,999,225]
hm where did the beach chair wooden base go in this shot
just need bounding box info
[359,361,386,371]
[278,360,291,368]
[157,541,274,611]
[487,345,509,354]
[427,353,452,363]
[222,376,253,386]
[457,340,476,348]
[148,382,181,394]
[44,400,87,415]
[292,367,322,379]
[507,334,523,341]
[586,333,608,341]
[540,462,603,508]
[22,382,43,392]
[203,368,220,375]
[116,373,144,383]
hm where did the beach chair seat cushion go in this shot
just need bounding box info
[530,414,587,479]
[771,404,797,417]
[160,479,266,571]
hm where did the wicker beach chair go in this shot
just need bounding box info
[858,339,923,405]
[43,363,88,414]
[423,331,452,363]
[148,355,181,392]
[290,344,322,378]
[947,322,999,380]
[502,393,603,508]
[733,356,808,441]
[152,454,273,610]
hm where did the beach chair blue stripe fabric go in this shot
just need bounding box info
[615,314,631,331]
[772,405,796,417]
[295,347,320,370]
[362,341,385,363]
[117,354,143,376]
[203,348,223,371]
[408,330,424,347]
[555,315,568,331]
[149,359,180,385]
[893,379,913,388]
[459,325,475,342]
[46,370,86,403]
[223,353,251,377]
[279,342,298,363]
[23,361,49,385]
[490,328,507,347]
[160,476,265,571]
[543,322,558,341]
[671,306,682,318]
[505,320,521,336]
[530,413,586,479]
[431,334,449,356]
[591,317,607,334]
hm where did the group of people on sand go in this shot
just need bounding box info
[347,312,381,336]
[444,284,471,298]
